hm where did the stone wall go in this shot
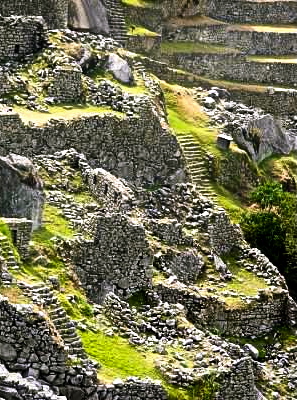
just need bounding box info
[97,378,167,400]
[123,3,163,31]
[155,283,289,337]
[154,248,204,283]
[0,106,187,187]
[0,153,44,230]
[0,0,68,29]
[127,34,161,55]
[0,363,66,400]
[0,73,12,96]
[0,16,47,62]
[82,165,135,211]
[204,0,297,24]
[134,54,297,115]
[165,23,297,56]
[215,149,260,195]
[162,52,297,87]
[207,209,242,255]
[0,296,97,396]
[48,66,83,103]
[62,213,153,302]
[3,218,32,259]
[215,357,257,400]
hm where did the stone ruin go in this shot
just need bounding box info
[0,1,297,400]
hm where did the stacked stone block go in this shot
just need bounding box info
[204,0,297,24]
[48,66,83,103]
[0,16,47,62]
[63,213,153,302]
[0,0,68,29]
[2,218,32,259]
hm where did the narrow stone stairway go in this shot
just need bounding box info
[18,281,87,360]
[177,134,217,199]
[0,235,20,271]
[105,0,128,45]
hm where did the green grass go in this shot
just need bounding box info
[13,105,123,126]
[121,0,156,8]
[196,255,268,309]
[128,25,159,36]
[163,86,222,157]
[80,330,217,399]
[248,55,297,64]
[79,330,162,382]
[213,184,245,223]
[259,152,297,184]
[32,204,76,246]
[161,41,239,55]
[0,219,12,238]
[222,263,268,297]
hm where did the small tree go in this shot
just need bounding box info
[250,181,283,211]
[241,182,297,289]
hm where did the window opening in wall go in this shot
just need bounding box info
[104,184,108,195]
[14,44,20,54]
[11,229,18,245]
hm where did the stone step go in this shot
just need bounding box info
[64,338,82,347]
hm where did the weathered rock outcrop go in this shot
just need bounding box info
[0,154,44,229]
[235,115,295,163]
[68,0,110,34]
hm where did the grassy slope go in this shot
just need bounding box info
[162,82,244,220]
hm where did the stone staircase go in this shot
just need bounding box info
[177,134,217,199]
[105,0,128,45]
[0,235,19,271]
[18,282,87,360]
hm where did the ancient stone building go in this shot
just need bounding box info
[0,16,47,62]
[0,0,69,29]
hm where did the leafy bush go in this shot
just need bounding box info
[240,182,297,294]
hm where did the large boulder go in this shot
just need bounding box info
[0,154,44,229]
[68,0,110,34]
[234,115,294,163]
[105,54,134,85]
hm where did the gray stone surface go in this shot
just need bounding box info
[106,54,134,84]
[237,115,293,162]
[0,154,44,229]
[69,0,110,35]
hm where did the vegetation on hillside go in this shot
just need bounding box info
[241,182,297,294]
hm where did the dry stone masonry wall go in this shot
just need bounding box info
[165,23,297,56]
[48,66,83,103]
[204,0,297,24]
[62,213,153,302]
[155,283,289,337]
[0,16,47,62]
[0,296,98,398]
[0,0,68,29]
[0,106,188,187]
[162,53,297,87]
